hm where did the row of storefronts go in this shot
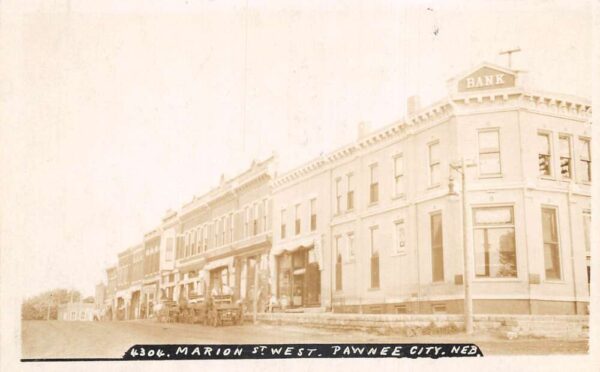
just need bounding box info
[98,62,592,318]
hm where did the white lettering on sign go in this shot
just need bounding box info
[466,73,506,89]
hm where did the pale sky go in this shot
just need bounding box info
[0,0,592,298]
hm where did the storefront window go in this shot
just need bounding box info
[473,207,516,278]
[542,208,561,280]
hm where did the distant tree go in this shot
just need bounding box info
[21,289,84,320]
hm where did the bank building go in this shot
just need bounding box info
[100,62,591,317]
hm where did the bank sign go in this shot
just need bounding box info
[457,66,515,92]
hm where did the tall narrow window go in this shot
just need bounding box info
[295,203,301,235]
[393,220,406,255]
[579,138,591,182]
[473,207,516,278]
[347,174,354,210]
[335,235,343,291]
[394,155,405,196]
[214,220,218,248]
[280,209,287,239]
[428,141,441,186]
[335,178,342,214]
[203,225,208,251]
[347,232,355,260]
[262,199,268,232]
[538,132,552,176]
[221,216,226,245]
[478,129,501,176]
[253,204,259,235]
[229,213,234,243]
[559,135,572,179]
[185,233,190,257]
[431,213,444,282]
[370,226,380,289]
[244,207,249,238]
[193,229,198,255]
[369,163,379,203]
[542,208,561,280]
[310,198,317,231]
[198,226,204,253]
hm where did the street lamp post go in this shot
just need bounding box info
[449,158,474,335]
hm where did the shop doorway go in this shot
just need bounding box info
[277,247,320,308]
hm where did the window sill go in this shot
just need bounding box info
[473,277,521,283]
[344,258,356,265]
[478,174,503,179]
[543,279,565,284]
[368,201,379,208]
[539,176,555,181]
[390,252,407,257]
[367,287,380,292]
[579,181,592,186]
[427,184,440,190]
[391,194,405,201]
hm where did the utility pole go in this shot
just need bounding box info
[499,47,521,69]
[450,158,475,335]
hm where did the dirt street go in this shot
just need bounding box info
[21,320,588,359]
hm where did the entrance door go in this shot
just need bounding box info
[276,247,321,308]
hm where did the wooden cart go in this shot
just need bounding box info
[206,295,243,327]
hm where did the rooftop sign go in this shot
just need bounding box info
[457,66,515,92]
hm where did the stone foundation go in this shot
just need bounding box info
[249,312,589,339]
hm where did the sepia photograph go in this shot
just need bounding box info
[0,0,598,370]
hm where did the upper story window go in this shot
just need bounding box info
[229,213,234,243]
[221,216,226,244]
[559,135,572,179]
[538,132,552,177]
[213,220,218,247]
[369,163,379,204]
[192,229,197,255]
[393,155,404,196]
[473,206,516,278]
[197,226,203,253]
[428,141,440,186]
[310,198,317,231]
[335,178,342,214]
[295,203,301,235]
[262,199,268,232]
[253,203,259,235]
[185,233,190,257]
[280,209,287,239]
[203,225,208,251]
[478,129,501,176]
[578,137,591,183]
[244,207,250,238]
[346,174,354,210]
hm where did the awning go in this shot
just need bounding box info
[272,236,316,256]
